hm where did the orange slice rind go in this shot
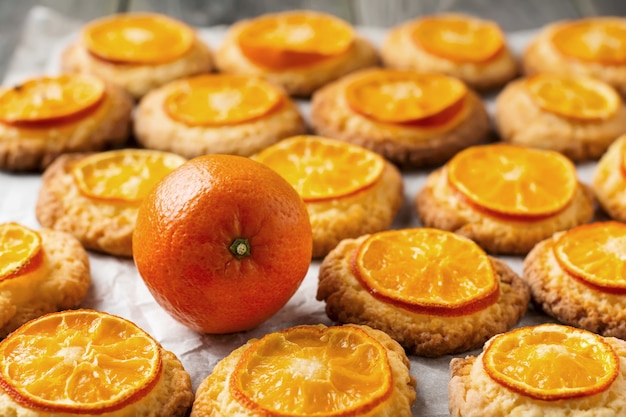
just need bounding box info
[551,18,626,65]
[164,75,283,126]
[0,309,162,413]
[83,13,194,64]
[237,12,354,69]
[0,223,43,282]
[447,144,578,219]
[0,74,105,125]
[229,325,393,416]
[345,70,468,124]
[72,149,187,203]
[526,74,620,121]
[253,135,386,202]
[483,324,619,401]
[410,14,505,63]
[553,221,626,294]
[352,228,499,316]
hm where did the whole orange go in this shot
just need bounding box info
[132,154,312,334]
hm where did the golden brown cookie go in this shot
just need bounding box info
[0,223,90,338]
[449,324,626,417]
[0,74,132,172]
[35,149,187,257]
[593,134,626,221]
[317,229,530,357]
[214,11,379,97]
[61,13,213,99]
[251,135,404,258]
[382,13,518,91]
[134,74,306,158]
[310,68,490,168]
[495,74,626,161]
[416,144,595,255]
[190,324,416,417]
[523,222,626,338]
[523,17,626,96]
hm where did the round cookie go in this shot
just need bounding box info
[593,134,626,221]
[214,11,379,97]
[310,68,490,168]
[317,230,530,357]
[382,13,518,91]
[135,74,306,158]
[523,17,626,96]
[62,12,213,99]
[0,74,132,172]
[416,144,595,255]
[190,324,416,417]
[495,74,626,161]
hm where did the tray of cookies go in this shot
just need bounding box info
[2,6,626,416]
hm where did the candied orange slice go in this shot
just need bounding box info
[410,14,505,63]
[0,309,162,413]
[83,13,194,64]
[352,228,499,316]
[164,75,283,126]
[72,149,186,203]
[526,74,620,121]
[0,74,105,125]
[483,324,619,401]
[237,11,354,69]
[253,135,385,202]
[552,18,626,65]
[230,324,393,416]
[553,222,626,294]
[345,70,467,124]
[447,144,577,219]
[0,223,43,282]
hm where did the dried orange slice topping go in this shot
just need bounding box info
[352,228,499,316]
[164,75,283,126]
[0,309,162,413]
[230,325,393,416]
[0,223,43,282]
[447,144,578,219]
[526,74,620,121]
[553,221,626,294]
[83,13,194,64]
[253,135,385,202]
[345,70,467,124]
[72,149,186,204]
[0,74,105,125]
[237,11,354,69]
[552,17,626,65]
[410,14,505,63]
[483,324,619,401]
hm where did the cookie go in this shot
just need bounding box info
[593,134,626,221]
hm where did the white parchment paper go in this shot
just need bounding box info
[0,7,602,416]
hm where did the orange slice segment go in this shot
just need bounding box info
[253,135,385,202]
[553,221,626,294]
[552,18,626,65]
[72,149,187,204]
[345,70,467,124]
[237,12,354,69]
[352,228,499,316]
[526,74,620,121]
[483,324,619,401]
[164,75,283,126]
[0,223,43,282]
[410,14,505,63]
[447,144,578,219]
[230,325,393,416]
[0,74,105,125]
[83,13,194,64]
[0,309,162,413]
